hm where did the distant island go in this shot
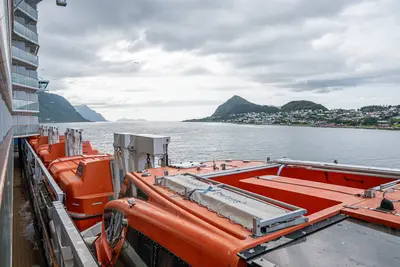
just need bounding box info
[74,104,107,122]
[117,118,147,122]
[184,95,400,130]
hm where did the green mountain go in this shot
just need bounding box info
[281,100,328,112]
[184,96,329,122]
[212,95,279,117]
[74,104,107,122]
[38,92,90,123]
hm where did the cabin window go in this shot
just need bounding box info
[126,227,190,267]
[76,163,84,177]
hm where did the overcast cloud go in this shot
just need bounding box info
[38,0,400,121]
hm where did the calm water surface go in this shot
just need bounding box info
[54,122,400,168]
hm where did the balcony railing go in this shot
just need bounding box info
[13,124,39,137]
[16,1,38,21]
[12,46,38,66]
[12,72,39,89]
[12,98,39,112]
[14,21,38,44]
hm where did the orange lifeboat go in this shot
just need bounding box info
[38,137,98,167]
[82,140,99,155]
[95,159,400,267]
[48,154,113,231]
[28,135,39,147]
[39,142,65,167]
[32,135,48,151]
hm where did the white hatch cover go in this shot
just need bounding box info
[169,162,206,169]
[159,174,308,236]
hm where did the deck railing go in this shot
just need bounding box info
[0,130,14,267]
[13,124,39,138]
[23,140,98,267]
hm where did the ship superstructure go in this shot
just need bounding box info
[0,1,66,266]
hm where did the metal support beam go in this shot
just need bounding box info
[113,133,170,199]
[64,128,83,156]
[270,158,400,178]
[199,164,280,179]
[48,126,60,144]
[39,125,49,136]
[51,202,98,267]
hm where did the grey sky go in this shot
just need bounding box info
[38,0,400,121]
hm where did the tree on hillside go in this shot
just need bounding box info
[362,117,379,126]
[360,105,386,112]
[281,100,328,112]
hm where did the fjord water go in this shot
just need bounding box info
[54,121,400,168]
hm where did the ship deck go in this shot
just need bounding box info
[12,154,45,267]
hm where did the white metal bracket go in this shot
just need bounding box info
[64,128,83,156]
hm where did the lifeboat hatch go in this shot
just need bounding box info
[240,214,347,261]
[246,215,400,267]
[157,173,308,236]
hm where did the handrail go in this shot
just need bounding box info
[52,201,99,267]
[13,124,40,138]
[0,130,13,208]
[25,140,64,203]
[199,164,280,179]
[23,139,99,267]
[270,158,400,178]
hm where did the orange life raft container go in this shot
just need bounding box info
[38,137,97,167]
[48,154,114,231]
[30,135,48,151]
